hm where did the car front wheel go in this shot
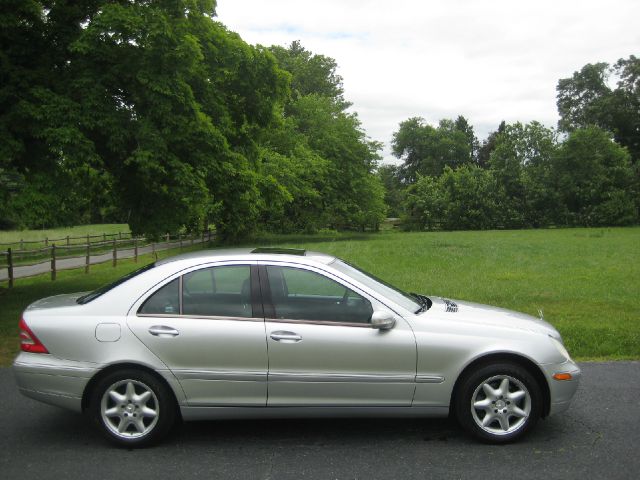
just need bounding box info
[90,369,177,448]
[455,362,542,443]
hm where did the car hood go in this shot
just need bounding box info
[422,296,561,339]
[25,292,89,311]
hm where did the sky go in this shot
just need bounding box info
[216,0,639,164]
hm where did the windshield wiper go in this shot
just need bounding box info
[411,292,429,314]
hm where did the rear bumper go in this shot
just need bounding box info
[541,360,582,416]
[13,352,98,412]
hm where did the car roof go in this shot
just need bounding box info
[155,247,336,267]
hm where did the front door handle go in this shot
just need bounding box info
[270,331,302,343]
[149,325,180,337]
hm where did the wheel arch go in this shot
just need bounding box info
[449,353,551,418]
[81,362,181,416]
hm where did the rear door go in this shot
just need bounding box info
[261,263,417,406]
[127,262,268,406]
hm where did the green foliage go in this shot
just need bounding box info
[1,6,385,238]
[488,121,559,227]
[557,56,640,163]
[258,42,386,233]
[391,116,476,181]
[269,40,349,109]
[404,166,502,230]
[398,120,638,230]
[552,126,637,226]
[476,121,506,168]
[377,165,404,218]
[0,1,289,240]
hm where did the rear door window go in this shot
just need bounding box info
[139,265,253,318]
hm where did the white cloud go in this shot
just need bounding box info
[216,0,640,163]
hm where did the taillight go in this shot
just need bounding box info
[19,317,49,354]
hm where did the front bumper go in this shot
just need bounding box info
[13,352,99,412]
[541,359,582,416]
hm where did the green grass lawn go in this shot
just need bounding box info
[0,227,638,365]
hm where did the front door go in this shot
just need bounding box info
[261,264,416,406]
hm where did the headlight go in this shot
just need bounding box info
[549,336,571,361]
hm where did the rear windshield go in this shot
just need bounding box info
[77,263,156,304]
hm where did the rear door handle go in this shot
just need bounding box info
[149,325,180,337]
[270,331,302,343]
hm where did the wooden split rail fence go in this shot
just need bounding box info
[0,230,214,287]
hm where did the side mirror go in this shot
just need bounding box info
[371,310,396,330]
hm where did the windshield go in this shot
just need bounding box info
[77,263,156,304]
[330,259,422,313]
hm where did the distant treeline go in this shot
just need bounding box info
[382,56,640,230]
[0,1,385,240]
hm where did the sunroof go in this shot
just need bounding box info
[251,247,306,255]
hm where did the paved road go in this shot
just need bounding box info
[1,362,638,479]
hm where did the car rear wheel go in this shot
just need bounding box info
[90,369,177,448]
[455,362,542,443]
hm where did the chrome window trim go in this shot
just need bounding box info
[136,313,264,322]
[266,317,373,328]
[128,260,258,317]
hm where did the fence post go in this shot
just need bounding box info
[85,242,90,274]
[66,235,70,246]
[87,234,90,246]
[112,239,117,267]
[103,233,107,243]
[7,248,13,288]
[51,244,56,281]
[119,232,122,240]
[20,238,24,250]
[134,237,138,263]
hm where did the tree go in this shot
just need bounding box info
[377,164,404,217]
[488,121,558,227]
[557,56,640,163]
[476,121,506,168]
[392,116,475,182]
[454,115,479,164]
[552,126,637,226]
[402,166,504,231]
[269,40,350,110]
[0,0,289,239]
[287,94,385,229]
[261,42,386,232]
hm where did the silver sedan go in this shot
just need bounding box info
[13,248,580,447]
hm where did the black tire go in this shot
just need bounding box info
[455,362,542,443]
[90,369,177,448]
